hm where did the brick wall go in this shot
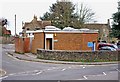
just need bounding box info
[24,38,30,53]
[15,37,24,53]
[37,49,119,62]
[31,33,44,53]
[53,33,82,50]
[52,32,98,51]
[15,37,30,53]
[81,33,98,50]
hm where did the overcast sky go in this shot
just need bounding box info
[1,0,118,35]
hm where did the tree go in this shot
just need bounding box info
[41,0,95,29]
[110,12,120,39]
[0,18,9,36]
[78,3,95,24]
[41,1,78,29]
[1,18,8,27]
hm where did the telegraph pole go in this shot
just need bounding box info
[15,14,16,36]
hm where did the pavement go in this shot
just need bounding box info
[7,51,118,65]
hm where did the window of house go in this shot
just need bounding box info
[35,28,40,30]
[27,28,30,30]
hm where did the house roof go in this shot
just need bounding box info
[84,23,111,30]
[2,27,11,35]
[22,16,51,29]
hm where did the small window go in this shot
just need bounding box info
[27,28,30,30]
[35,28,40,30]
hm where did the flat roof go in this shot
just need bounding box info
[26,30,98,34]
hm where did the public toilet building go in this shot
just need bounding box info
[15,26,98,53]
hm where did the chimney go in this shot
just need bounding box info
[107,19,110,25]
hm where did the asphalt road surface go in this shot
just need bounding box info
[0,44,119,80]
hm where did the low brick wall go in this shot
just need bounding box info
[15,37,30,53]
[37,49,119,62]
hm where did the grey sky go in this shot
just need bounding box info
[1,0,118,35]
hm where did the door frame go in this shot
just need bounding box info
[45,34,54,50]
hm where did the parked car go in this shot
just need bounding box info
[117,41,120,49]
[117,45,120,49]
[99,46,117,51]
[98,43,118,51]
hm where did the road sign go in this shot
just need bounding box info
[87,42,93,47]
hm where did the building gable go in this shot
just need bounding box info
[22,16,51,31]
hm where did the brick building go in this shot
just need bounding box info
[16,26,98,53]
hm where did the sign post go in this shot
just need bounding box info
[87,42,95,51]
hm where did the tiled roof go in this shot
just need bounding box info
[22,16,51,30]
[84,23,110,30]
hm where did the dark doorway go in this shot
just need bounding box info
[46,38,52,50]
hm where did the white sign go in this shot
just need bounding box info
[45,34,53,38]
[54,40,58,42]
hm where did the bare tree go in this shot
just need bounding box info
[78,3,95,23]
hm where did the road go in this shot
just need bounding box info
[0,44,119,80]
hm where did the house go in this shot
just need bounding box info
[0,20,11,36]
[0,25,12,43]
[15,26,98,53]
[22,15,51,32]
[84,20,111,42]
[2,27,11,35]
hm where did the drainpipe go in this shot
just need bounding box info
[92,41,96,51]
[43,29,45,49]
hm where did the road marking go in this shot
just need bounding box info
[35,71,42,75]
[36,71,42,75]
[8,70,40,76]
[9,73,15,76]
[83,76,87,79]
[61,68,66,71]
[103,72,106,75]
[47,67,58,71]
[116,69,120,72]
[47,69,52,70]
[0,76,8,80]
[83,67,85,69]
